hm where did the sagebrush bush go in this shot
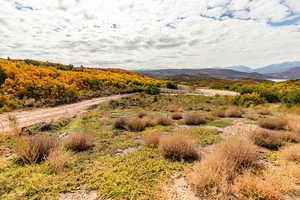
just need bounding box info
[47,148,71,170]
[16,135,57,164]
[143,133,161,147]
[184,113,206,125]
[258,118,287,130]
[159,135,199,161]
[157,115,173,126]
[187,137,259,197]
[125,118,147,131]
[64,132,94,151]
[171,113,183,120]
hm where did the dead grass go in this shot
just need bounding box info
[143,116,157,127]
[47,148,71,170]
[157,115,173,126]
[64,132,94,151]
[125,118,147,132]
[256,108,271,115]
[137,112,147,118]
[113,118,127,130]
[15,135,57,164]
[8,115,21,135]
[257,118,287,130]
[287,115,300,133]
[187,136,260,197]
[171,113,183,120]
[143,133,162,147]
[184,113,207,125]
[281,145,300,162]
[166,105,184,112]
[244,114,259,121]
[159,135,200,161]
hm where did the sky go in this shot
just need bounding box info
[1,0,300,69]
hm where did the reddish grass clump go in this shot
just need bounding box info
[257,118,287,130]
[143,133,162,147]
[281,145,300,162]
[159,135,200,161]
[125,118,147,132]
[256,108,271,115]
[47,148,71,170]
[16,135,57,164]
[113,118,128,130]
[171,113,183,120]
[137,112,147,118]
[187,137,259,198]
[64,132,94,151]
[157,115,173,126]
[224,106,244,118]
[184,113,206,125]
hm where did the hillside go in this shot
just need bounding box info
[138,68,272,81]
[255,61,300,74]
[267,66,300,79]
[0,58,162,112]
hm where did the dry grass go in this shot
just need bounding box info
[224,106,244,118]
[244,114,259,121]
[256,108,271,115]
[257,118,287,130]
[215,109,226,118]
[113,118,127,130]
[281,145,300,162]
[184,113,207,125]
[8,115,21,135]
[125,118,147,131]
[15,135,57,164]
[171,113,183,120]
[166,105,184,112]
[143,116,157,127]
[187,136,260,197]
[137,112,147,118]
[287,115,300,133]
[143,133,162,147]
[157,115,173,126]
[47,148,71,170]
[159,135,199,161]
[64,132,94,151]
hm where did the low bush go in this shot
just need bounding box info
[47,148,71,170]
[171,113,183,120]
[15,135,57,164]
[145,84,160,95]
[143,133,161,147]
[249,129,283,149]
[125,118,147,132]
[64,132,94,151]
[231,93,267,107]
[0,66,7,85]
[157,115,173,126]
[113,118,128,130]
[166,81,178,89]
[257,118,287,130]
[159,135,199,161]
[224,106,244,118]
[184,113,206,125]
[143,117,157,127]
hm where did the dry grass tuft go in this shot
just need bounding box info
[137,112,147,118]
[157,115,173,126]
[171,113,183,120]
[287,115,300,133]
[257,118,287,130]
[15,135,57,164]
[224,106,244,118]
[281,145,300,162]
[244,114,259,121]
[113,118,128,130]
[64,132,94,151]
[143,133,162,147]
[256,108,271,115]
[143,116,157,127]
[184,113,207,125]
[159,135,199,161]
[166,105,184,112]
[125,118,147,131]
[47,148,71,170]
[187,136,259,197]
[215,109,226,118]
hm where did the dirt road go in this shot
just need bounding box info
[0,94,130,133]
[197,88,239,96]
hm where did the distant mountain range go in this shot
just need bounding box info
[136,61,300,81]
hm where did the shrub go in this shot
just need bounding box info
[281,145,300,162]
[145,84,160,95]
[143,116,157,127]
[159,135,199,161]
[166,105,184,112]
[184,113,206,125]
[249,129,283,149]
[64,132,94,151]
[224,106,244,118]
[113,118,127,130]
[157,115,173,126]
[256,108,271,115]
[0,66,7,85]
[187,137,259,197]
[231,93,266,107]
[166,81,178,89]
[171,113,183,120]
[15,135,57,164]
[125,118,147,132]
[143,133,161,147]
[258,118,287,130]
[47,148,71,170]
[281,90,300,105]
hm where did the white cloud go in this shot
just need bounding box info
[0,0,300,69]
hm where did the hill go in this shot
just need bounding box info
[0,58,162,112]
[255,61,300,74]
[137,68,272,81]
[268,66,300,79]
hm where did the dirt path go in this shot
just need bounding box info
[0,94,130,133]
[197,88,239,96]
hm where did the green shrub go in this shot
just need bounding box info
[0,66,7,85]
[281,90,300,105]
[145,84,160,95]
[231,93,266,107]
[166,82,178,89]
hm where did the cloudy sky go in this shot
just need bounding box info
[1,0,300,69]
